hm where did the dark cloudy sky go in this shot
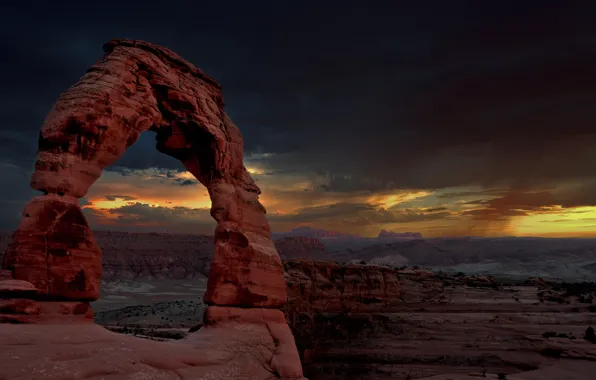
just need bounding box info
[2,0,596,237]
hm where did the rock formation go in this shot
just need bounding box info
[282,260,596,379]
[283,259,443,314]
[0,39,304,379]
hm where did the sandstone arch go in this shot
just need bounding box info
[2,39,286,308]
[0,39,305,380]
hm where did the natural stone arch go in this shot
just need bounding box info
[2,39,286,308]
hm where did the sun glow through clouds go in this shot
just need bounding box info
[368,191,432,210]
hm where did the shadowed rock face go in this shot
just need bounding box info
[0,39,304,379]
[282,260,596,379]
[2,39,285,307]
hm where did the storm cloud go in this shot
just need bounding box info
[1,1,595,234]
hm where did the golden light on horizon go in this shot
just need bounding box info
[514,206,596,236]
[84,168,596,238]
[246,166,265,175]
[179,198,212,209]
[90,198,134,209]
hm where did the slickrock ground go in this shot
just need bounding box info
[0,317,299,380]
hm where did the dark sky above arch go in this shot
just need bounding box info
[1,1,596,236]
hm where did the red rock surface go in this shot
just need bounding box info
[0,300,93,324]
[0,269,12,281]
[284,259,443,313]
[205,306,305,379]
[0,39,303,379]
[0,322,308,380]
[0,279,38,295]
[3,194,101,299]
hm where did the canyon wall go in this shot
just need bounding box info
[282,259,596,379]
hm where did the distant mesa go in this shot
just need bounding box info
[377,229,423,239]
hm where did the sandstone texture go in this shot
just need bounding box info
[284,259,443,314]
[3,194,101,299]
[0,323,304,380]
[0,39,304,379]
[0,279,38,295]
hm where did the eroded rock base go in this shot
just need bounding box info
[204,306,305,379]
[0,314,306,380]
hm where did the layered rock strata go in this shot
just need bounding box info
[0,39,303,379]
[282,260,596,379]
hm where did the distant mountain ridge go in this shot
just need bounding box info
[2,230,596,282]
[275,226,361,239]
[274,226,423,240]
[377,229,423,239]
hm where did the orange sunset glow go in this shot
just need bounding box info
[78,166,596,238]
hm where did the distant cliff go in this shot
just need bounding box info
[99,232,329,280]
[98,231,213,280]
[0,231,329,281]
[280,260,596,380]
[283,259,444,314]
